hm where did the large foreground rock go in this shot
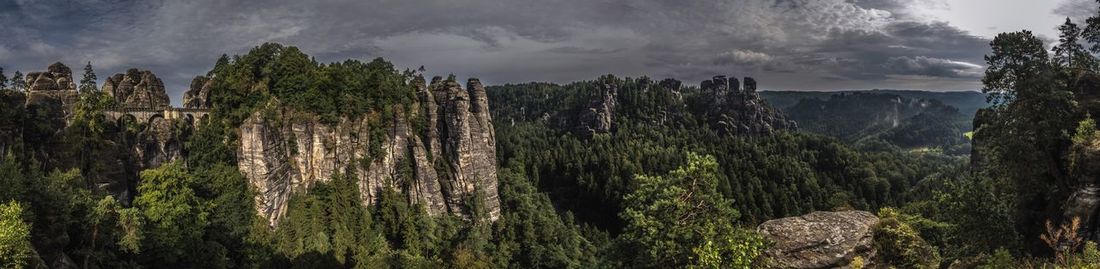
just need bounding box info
[758,211,879,269]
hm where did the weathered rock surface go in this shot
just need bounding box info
[579,79,617,134]
[102,69,170,108]
[24,63,79,119]
[135,117,186,170]
[238,76,501,226]
[758,211,879,269]
[26,62,77,92]
[700,75,794,136]
[1064,185,1100,242]
[183,75,214,109]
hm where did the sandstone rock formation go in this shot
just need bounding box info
[758,211,879,269]
[183,75,214,109]
[24,62,79,119]
[135,117,186,170]
[579,79,617,134]
[238,76,501,226]
[26,62,77,92]
[699,75,794,136]
[1064,186,1100,242]
[103,69,170,108]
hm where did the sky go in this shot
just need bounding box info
[0,0,1096,105]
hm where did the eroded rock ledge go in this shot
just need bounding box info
[758,211,879,269]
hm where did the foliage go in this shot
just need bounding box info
[872,207,940,268]
[0,67,7,90]
[204,43,416,125]
[1055,18,1093,70]
[975,30,1079,250]
[79,62,98,92]
[10,71,23,92]
[0,201,31,268]
[490,77,958,230]
[617,153,765,268]
[781,92,971,152]
[490,164,603,268]
[134,162,213,266]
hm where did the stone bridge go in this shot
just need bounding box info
[103,106,210,126]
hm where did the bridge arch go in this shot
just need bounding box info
[117,114,138,128]
[147,114,166,126]
[102,106,211,129]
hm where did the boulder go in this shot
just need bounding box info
[758,211,879,269]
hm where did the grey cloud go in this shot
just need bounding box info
[1055,0,1099,23]
[0,0,1006,103]
[882,56,983,78]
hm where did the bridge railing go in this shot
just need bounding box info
[103,105,210,113]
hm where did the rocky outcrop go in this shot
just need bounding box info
[24,63,79,119]
[102,69,170,108]
[135,117,186,170]
[699,75,794,136]
[1064,186,1100,242]
[430,77,501,220]
[238,76,500,226]
[26,62,77,92]
[579,79,617,134]
[758,211,879,269]
[183,75,214,109]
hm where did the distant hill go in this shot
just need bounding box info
[761,90,989,116]
[760,90,985,154]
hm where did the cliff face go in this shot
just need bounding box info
[238,77,500,226]
[183,75,214,109]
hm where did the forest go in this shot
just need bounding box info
[1,5,1100,269]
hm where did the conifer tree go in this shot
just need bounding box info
[1054,18,1092,70]
[80,62,98,92]
[0,68,8,90]
[11,71,24,91]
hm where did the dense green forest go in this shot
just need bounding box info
[775,92,973,154]
[487,78,959,230]
[4,7,1100,269]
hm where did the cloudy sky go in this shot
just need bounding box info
[0,0,1096,105]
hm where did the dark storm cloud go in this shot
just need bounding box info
[0,0,1010,103]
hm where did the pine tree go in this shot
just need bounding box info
[11,71,24,92]
[1054,18,1092,70]
[0,68,8,90]
[80,62,97,92]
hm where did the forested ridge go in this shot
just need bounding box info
[2,6,1100,269]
